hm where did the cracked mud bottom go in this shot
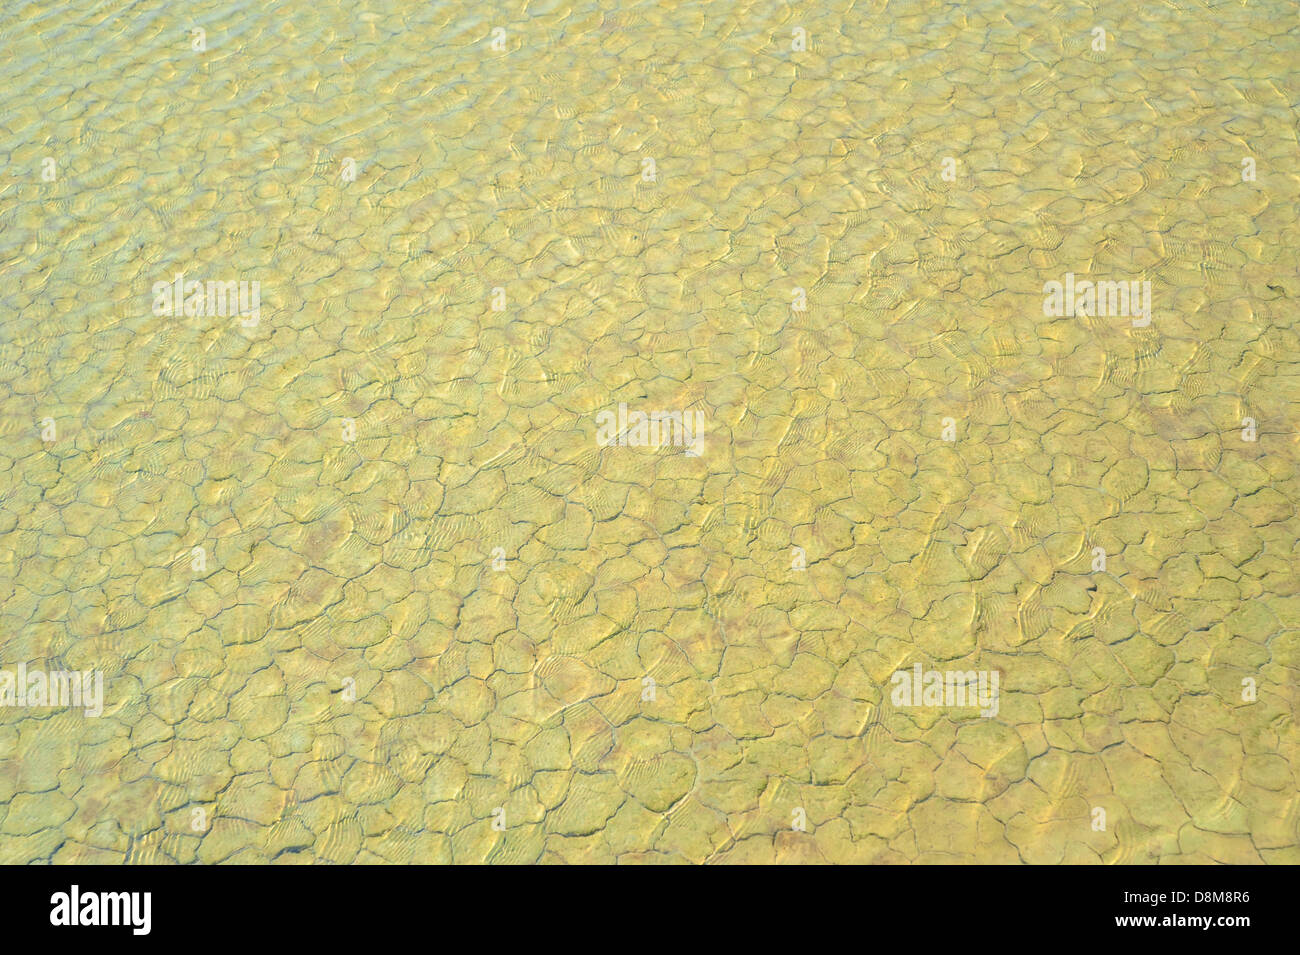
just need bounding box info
[0,0,1296,863]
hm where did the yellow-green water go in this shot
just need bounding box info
[0,0,1297,863]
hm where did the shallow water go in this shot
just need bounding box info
[0,0,1296,863]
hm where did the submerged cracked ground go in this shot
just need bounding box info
[0,0,1297,864]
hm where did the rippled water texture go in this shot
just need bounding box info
[0,0,1297,863]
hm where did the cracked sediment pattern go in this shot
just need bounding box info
[0,0,1297,864]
